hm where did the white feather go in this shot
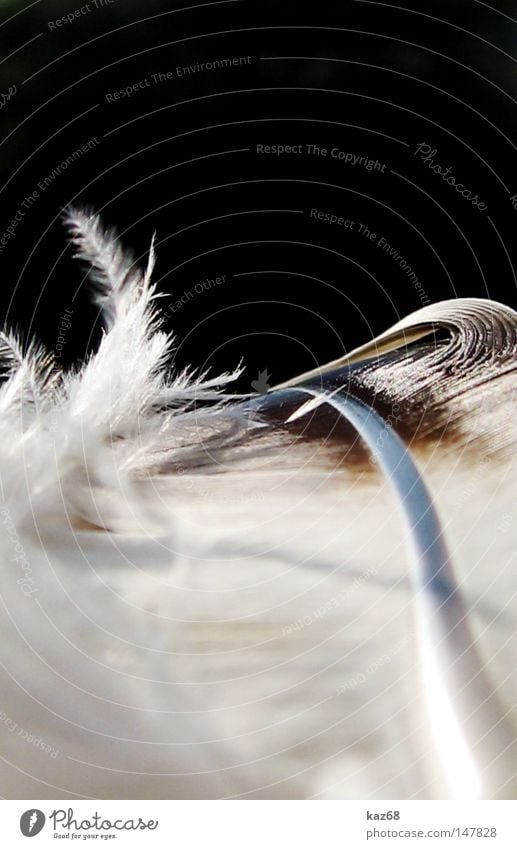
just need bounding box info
[0,212,516,800]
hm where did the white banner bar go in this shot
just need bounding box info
[1,800,517,848]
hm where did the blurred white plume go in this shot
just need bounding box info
[0,210,516,800]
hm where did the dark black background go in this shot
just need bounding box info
[0,0,516,389]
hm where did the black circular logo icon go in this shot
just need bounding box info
[20,810,46,837]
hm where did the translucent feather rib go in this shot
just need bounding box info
[286,383,517,799]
